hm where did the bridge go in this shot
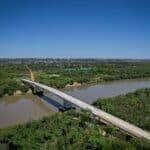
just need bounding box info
[22,79,150,140]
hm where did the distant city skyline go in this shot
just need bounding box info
[0,0,150,58]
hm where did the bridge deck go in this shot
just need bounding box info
[22,79,150,140]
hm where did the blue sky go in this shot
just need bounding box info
[0,0,150,58]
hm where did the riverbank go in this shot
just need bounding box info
[64,78,150,104]
[64,77,150,90]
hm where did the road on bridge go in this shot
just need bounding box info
[22,79,150,140]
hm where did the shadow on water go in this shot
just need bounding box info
[38,94,64,109]
[37,93,76,111]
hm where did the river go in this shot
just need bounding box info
[0,94,53,128]
[0,78,150,128]
[65,78,150,104]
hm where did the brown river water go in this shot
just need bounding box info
[0,78,150,128]
[0,94,53,128]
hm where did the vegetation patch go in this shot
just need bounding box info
[93,88,150,131]
[0,110,149,150]
[1,59,150,97]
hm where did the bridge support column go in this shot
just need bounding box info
[30,86,36,94]
[30,86,43,96]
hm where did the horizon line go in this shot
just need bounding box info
[0,57,150,60]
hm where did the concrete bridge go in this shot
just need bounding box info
[22,79,150,140]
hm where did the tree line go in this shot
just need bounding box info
[0,59,150,97]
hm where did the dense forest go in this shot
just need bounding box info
[0,109,150,150]
[0,59,150,97]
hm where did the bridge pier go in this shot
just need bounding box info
[30,86,44,96]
